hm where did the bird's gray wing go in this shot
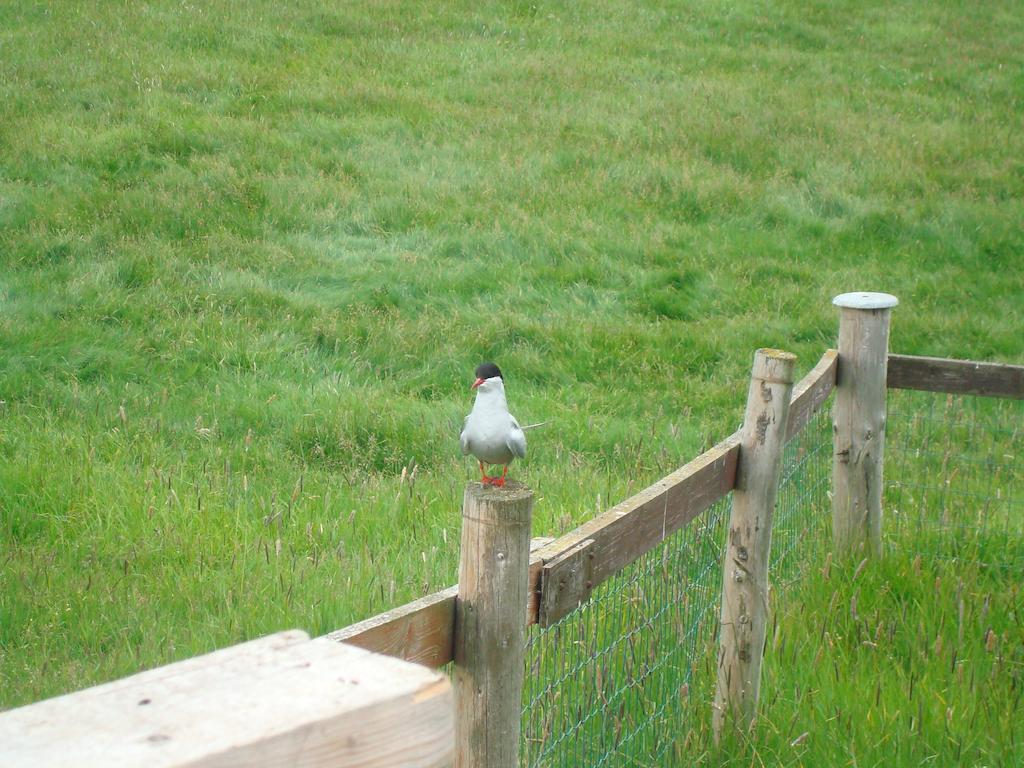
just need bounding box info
[507,416,527,459]
[460,415,472,455]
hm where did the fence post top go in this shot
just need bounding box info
[755,347,798,362]
[833,292,899,310]
[464,480,533,502]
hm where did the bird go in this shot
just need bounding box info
[460,362,526,487]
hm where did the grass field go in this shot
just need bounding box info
[1,0,1022,761]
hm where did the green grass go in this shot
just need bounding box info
[1,0,1022,760]
[701,535,1024,765]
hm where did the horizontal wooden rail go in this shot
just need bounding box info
[530,433,740,626]
[329,350,842,663]
[328,587,459,669]
[328,538,554,667]
[887,354,1024,399]
[0,631,453,768]
[786,349,838,441]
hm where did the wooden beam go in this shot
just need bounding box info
[526,432,741,624]
[0,632,453,768]
[329,538,555,668]
[329,435,739,657]
[887,354,1024,399]
[327,587,458,669]
[786,349,838,441]
[539,539,595,627]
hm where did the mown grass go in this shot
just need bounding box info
[1,0,1022,759]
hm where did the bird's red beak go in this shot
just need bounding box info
[471,377,485,389]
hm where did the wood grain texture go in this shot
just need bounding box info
[526,431,741,624]
[887,354,1024,399]
[833,306,893,558]
[713,350,796,740]
[328,587,458,669]
[0,632,453,768]
[786,349,838,441]
[329,538,553,669]
[539,538,595,627]
[454,483,533,768]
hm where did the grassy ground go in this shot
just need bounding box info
[1,0,1022,758]
[691,393,1024,765]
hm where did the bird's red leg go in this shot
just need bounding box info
[492,465,508,488]
[479,461,492,485]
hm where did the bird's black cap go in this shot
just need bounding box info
[475,362,503,381]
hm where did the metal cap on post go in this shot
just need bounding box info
[713,348,796,742]
[454,481,533,768]
[832,292,898,559]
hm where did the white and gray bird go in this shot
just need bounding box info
[460,362,526,487]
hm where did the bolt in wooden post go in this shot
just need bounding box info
[832,292,898,559]
[454,481,533,768]
[713,348,796,741]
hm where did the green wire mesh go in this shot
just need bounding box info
[772,407,833,582]
[885,389,1023,568]
[521,406,834,766]
[518,387,1021,766]
[521,494,730,767]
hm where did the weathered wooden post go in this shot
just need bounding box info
[454,481,533,768]
[832,292,898,559]
[714,348,796,741]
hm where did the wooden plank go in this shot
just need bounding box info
[327,587,458,669]
[786,349,838,441]
[454,482,533,768]
[0,632,453,768]
[714,350,796,740]
[887,354,1024,399]
[526,432,741,624]
[539,539,595,627]
[328,538,554,668]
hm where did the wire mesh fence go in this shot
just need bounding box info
[521,493,730,767]
[521,405,834,767]
[885,389,1024,568]
[772,406,833,584]
[517,384,1021,766]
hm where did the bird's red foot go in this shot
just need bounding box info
[490,476,506,487]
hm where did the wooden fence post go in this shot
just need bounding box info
[454,481,533,768]
[832,292,898,559]
[713,348,796,741]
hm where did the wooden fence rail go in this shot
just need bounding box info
[0,632,453,768]
[887,354,1024,399]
